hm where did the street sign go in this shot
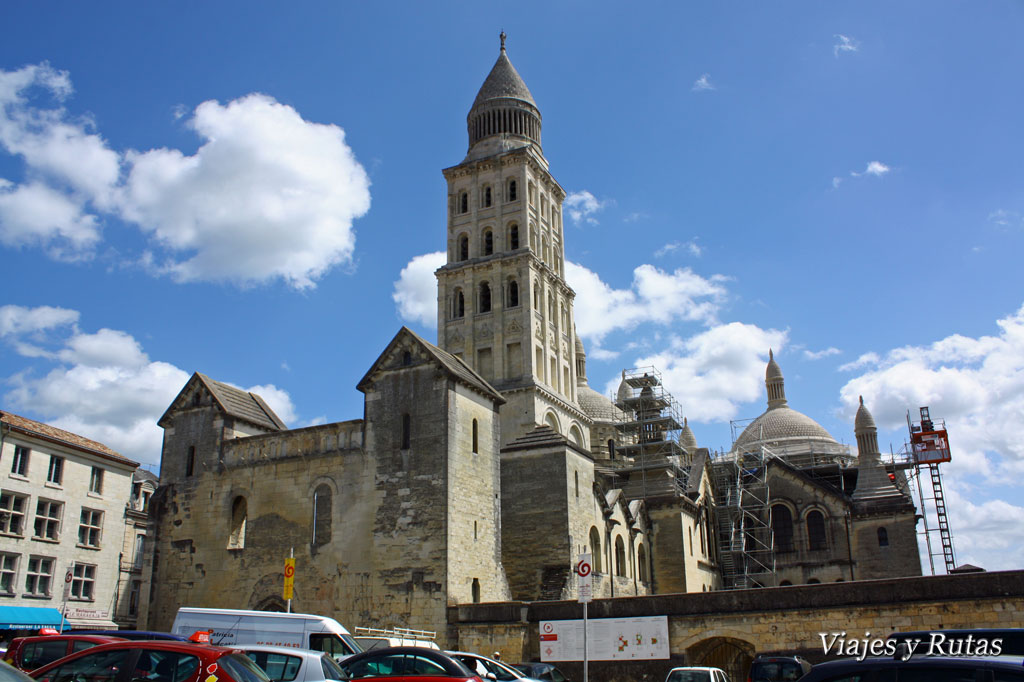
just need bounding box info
[283,558,295,600]
[576,553,592,603]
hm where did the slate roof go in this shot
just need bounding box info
[0,410,137,466]
[471,47,537,111]
[196,373,288,430]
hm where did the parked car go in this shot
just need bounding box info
[445,651,540,682]
[886,629,1024,657]
[3,635,125,672]
[749,656,811,682]
[354,629,438,652]
[28,639,271,682]
[336,646,481,682]
[0,661,34,682]
[798,655,1024,682]
[70,631,188,642]
[510,663,568,682]
[235,645,347,682]
[665,667,730,682]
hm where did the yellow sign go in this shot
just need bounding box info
[283,557,295,600]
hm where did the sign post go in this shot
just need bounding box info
[576,554,592,682]
[60,565,74,633]
[283,551,295,612]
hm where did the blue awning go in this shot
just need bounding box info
[0,606,65,630]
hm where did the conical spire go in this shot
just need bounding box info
[765,349,787,409]
[466,33,542,159]
[852,396,904,505]
[679,417,699,452]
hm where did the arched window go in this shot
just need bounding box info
[637,544,648,583]
[312,484,331,546]
[508,179,517,201]
[401,413,411,450]
[508,280,519,307]
[533,282,540,309]
[509,224,519,250]
[453,290,465,319]
[806,510,827,551]
[483,186,492,208]
[779,580,792,586]
[472,419,478,454]
[877,526,889,547]
[574,471,579,498]
[228,496,246,549]
[589,527,602,573]
[608,440,615,459]
[460,192,468,214]
[458,234,469,261]
[807,578,821,584]
[615,536,626,577]
[479,282,491,313]
[771,505,794,552]
[568,425,584,447]
[483,230,493,255]
[471,578,481,603]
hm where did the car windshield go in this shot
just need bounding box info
[751,663,804,682]
[668,671,712,682]
[321,654,346,681]
[219,654,273,682]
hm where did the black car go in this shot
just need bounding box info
[749,656,811,682]
[799,656,1024,682]
[886,630,1024,658]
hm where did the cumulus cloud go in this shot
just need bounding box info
[692,73,715,92]
[606,325,787,422]
[939,487,1024,571]
[564,190,606,225]
[803,346,841,360]
[567,261,729,343]
[839,303,1024,477]
[392,251,445,328]
[0,63,372,289]
[833,34,860,58]
[1,304,297,467]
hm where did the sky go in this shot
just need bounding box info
[2,2,1023,574]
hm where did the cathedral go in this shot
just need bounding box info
[141,36,920,639]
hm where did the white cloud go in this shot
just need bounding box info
[803,346,841,360]
[692,73,715,92]
[838,303,1024,476]
[121,94,371,289]
[934,487,1024,571]
[607,325,787,423]
[0,304,298,467]
[567,261,729,343]
[392,251,446,328]
[989,209,1022,229]
[655,240,703,258]
[833,34,860,58]
[839,351,880,372]
[850,161,891,178]
[0,179,101,259]
[832,177,843,189]
[564,190,606,225]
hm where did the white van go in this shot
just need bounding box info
[172,607,361,659]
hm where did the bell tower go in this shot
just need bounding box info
[436,33,590,447]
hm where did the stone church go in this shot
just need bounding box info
[141,36,919,639]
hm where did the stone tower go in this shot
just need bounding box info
[436,33,591,448]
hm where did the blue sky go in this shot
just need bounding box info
[2,2,1023,573]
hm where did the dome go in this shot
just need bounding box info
[616,376,632,403]
[577,385,623,423]
[679,418,698,452]
[734,406,838,450]
[854,396,877,433]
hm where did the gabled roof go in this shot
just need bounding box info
[357,327,504,404]
[158,373,287,431]
[0,410,137,467]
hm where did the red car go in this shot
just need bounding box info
[4,636,125,672]
[338,647,483,682]
[28,640,270,682]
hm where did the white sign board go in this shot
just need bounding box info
[539,616,669,661]
[576,553,592,603]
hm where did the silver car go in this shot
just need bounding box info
[446,651,544,682]
[236,645,347,682]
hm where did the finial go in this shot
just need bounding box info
[500,31,507,52]
[859,395,864,406]
[684,417,688,427]
[769,348,774,360]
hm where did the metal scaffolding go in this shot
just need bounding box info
[711,445,776,589]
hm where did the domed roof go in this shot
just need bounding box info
[577,384,623,423]
[854,396,876,432]
[471,36,537,111]
[734,406,838,450]
[679,418,698,452]
[766,349,783,380]
[616,376,632,403]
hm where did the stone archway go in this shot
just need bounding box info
[687,637,755,682]
[249,572,289,611]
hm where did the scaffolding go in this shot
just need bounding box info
[711,444,776,589]
[904,407,957,575]
[613,367,689,500]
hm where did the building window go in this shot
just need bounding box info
[228,496,246,549]
[0,553,17,595]
[471,578,481,603]
[637,544,648,583]
[589,527,602,573]
[0,491,27,536]
[458,234,469,261]
[472,419,479,454]
[771,505,794,552]
[508,179,517,202]
[460,192,468,214]
[509,224,519,250]
[483,230,493,255]
[479,282,491,313]
[313,484,332,546]
[133,533,145,569]
[615,536,626,577]
[186,446,195,477]
[608,440,616,459]
[25,556,53,597]
[877,526,889,547]
[508,280,519,307]
[806,510,827,551]
[11,445,29,477]
[483,186,492,208]
[33,499,62,541]
[453,289,465,319]
[89,467,104,494]
[129,580,141,616]
[78,509,103,548]
[70,563,96,601]
[46,456,64,485]
[401,414,411,450]
[574,471,579,498]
